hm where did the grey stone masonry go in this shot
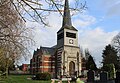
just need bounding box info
[87,70,95,82]
[115,71,120,83]
[100,71,108,82]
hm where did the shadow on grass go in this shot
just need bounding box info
[1,75,76,83]
[3,75,51,83]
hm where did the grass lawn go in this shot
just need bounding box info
[0,75,71,83]
[1,75,51,83]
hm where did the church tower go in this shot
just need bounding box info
[56,0,82,77]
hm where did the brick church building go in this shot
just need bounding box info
[30,46,56,75]
[30,0,86,78]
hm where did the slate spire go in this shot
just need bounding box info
[62,0,72,27]
[58,0,77,33]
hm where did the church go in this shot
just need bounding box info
[30,0,86,78]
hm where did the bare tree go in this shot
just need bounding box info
[1,0,87,26]
[0,0,34,77]
[112,32,120,56]
[111,32,120,69]
[0,0,87,77]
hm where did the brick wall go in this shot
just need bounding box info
[30,51,55,74]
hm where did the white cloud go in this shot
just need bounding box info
[73,14,96,28]
[31,13,97,48]
[101,0,117,7]
[107,3,120,16]
[79,27,118,67]
[100,0,120,16]
[47,13,62,31]
[29,13,62,48]
[25,9,119,67]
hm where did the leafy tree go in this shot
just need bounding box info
[85,49,97,70]
[102,64,116,79]
[102,44,119,69]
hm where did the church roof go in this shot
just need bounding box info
[41,47,55,55]
[58,0,77,33]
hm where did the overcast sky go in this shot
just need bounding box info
[23,0,120,67]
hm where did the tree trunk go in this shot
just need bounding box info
[6,59,9,78]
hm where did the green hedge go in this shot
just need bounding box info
[36,72,51,80]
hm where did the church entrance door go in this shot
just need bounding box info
[69,61,75,76]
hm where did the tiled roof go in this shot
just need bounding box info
[41,47,55,55]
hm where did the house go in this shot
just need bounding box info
[22,64,30,72]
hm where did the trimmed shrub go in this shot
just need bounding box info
[36,72,51,80]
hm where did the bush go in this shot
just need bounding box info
[102,64,116,79]
[36,72,51,80]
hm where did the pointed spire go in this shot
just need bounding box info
[58,0,77,33]
[62,0,72,27]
